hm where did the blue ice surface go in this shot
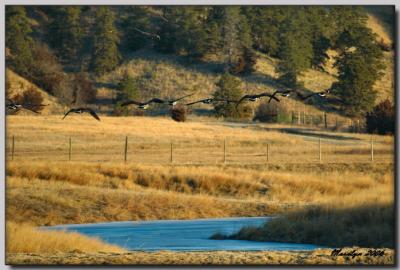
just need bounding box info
[44,216,323,252]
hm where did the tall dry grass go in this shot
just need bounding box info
[6,222,124,253]
[224,170,394,248]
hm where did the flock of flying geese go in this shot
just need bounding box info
[6,88,331,121]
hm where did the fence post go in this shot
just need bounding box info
[223,138,226,164]
[170,142,173,164]
[319,138,322,163]
[266,143,269,163]
[124,136,128,163]
[370,136,374,162]
[68,137,72,161]
[324,112,328,129]
[11,135,15,161]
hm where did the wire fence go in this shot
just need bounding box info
[6,135,394,165]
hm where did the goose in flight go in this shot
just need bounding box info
[133,27,161,40]
[296,89,330,101]
[162,93,195,106]
[121,98,165,109]
[6,99,46,114]
[62,108,100,121]
[268,89,295,103]
[236,93,280,108]
[186,98,237,106]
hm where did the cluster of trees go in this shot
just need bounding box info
[6,6,387,121]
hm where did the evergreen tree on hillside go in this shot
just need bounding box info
[90,7,120,76]
[123,6,152,51]
[277,7,313,88]
[204,7,224,54]
[154,7,179,53]
[243,6,285,56]
[48,7,84,62]
[221,7,253,73]
[332,25,384,116]
[117,72,139,101]
[6,6,34,76]
[213,73,244,118]
[305,6,332,70]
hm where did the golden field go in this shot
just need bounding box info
[6,115,394,164]
[5,115,395,265]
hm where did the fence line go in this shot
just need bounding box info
[5,135,394,165]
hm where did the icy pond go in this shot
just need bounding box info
[46,217,322,252]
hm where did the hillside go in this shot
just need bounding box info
[6,7,394,118]
[6,69,66,114]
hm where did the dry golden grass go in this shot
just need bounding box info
[226,169,394,248]
[7,248,395,265]
[6,222,124,253]
[6,116,394,164]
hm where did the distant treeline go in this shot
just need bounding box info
[5,6,392,119]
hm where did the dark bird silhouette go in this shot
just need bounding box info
[296,89,331,101]
[133,27,161,40]
[6,99,46,114]
[163,93,195,106]
[121,98,165,109]
[62,108,100,121]
[186,98,237,106]
[236,93,280,108]
[268,89,295,103]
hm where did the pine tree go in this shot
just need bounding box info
[6,6,34,76]
[48,7,84,62]
[90,7,120,76]
[332,25,384,116]
[117,72,139,101]
[123,6,152,51]
[276,7,313,88]
[213,73,244,118]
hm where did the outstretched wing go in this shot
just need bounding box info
[173,93,195,102]
[147,98,165,104]
[121,100,143,107]
[186,99,204,106]
[62,109,74,120]
[6,98,15,106]
[259,92,280,102]
[235,95,251,108]
[22,106,40,114]
[297,93,318,100]
[84,108,101,121]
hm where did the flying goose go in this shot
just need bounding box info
[296,89,330,101]
[186,98,237,106]
[133,27,161,40]
[268,89,295,103]
[236,93,280,108]
[121,98,165,109]
[62,108,100,121]
[162,93,195,106]
[6,99,46,114]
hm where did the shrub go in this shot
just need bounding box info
[72,72,96,104]
[366,99,395,135]
[117,72,139,101]
[254,100,290,123]
[13,86,45,113]
[170,106,187,122]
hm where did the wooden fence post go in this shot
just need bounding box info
[223,138,226,164]
[124,136,128,163]
[370,136,374,162]
[266,143,269,163]
[324,112,328,129]
[170,142,173,164]
[319,138,322,163]
[11,135,15,161]
[68,137,72,161]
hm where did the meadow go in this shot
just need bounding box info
[5,115,395,264]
